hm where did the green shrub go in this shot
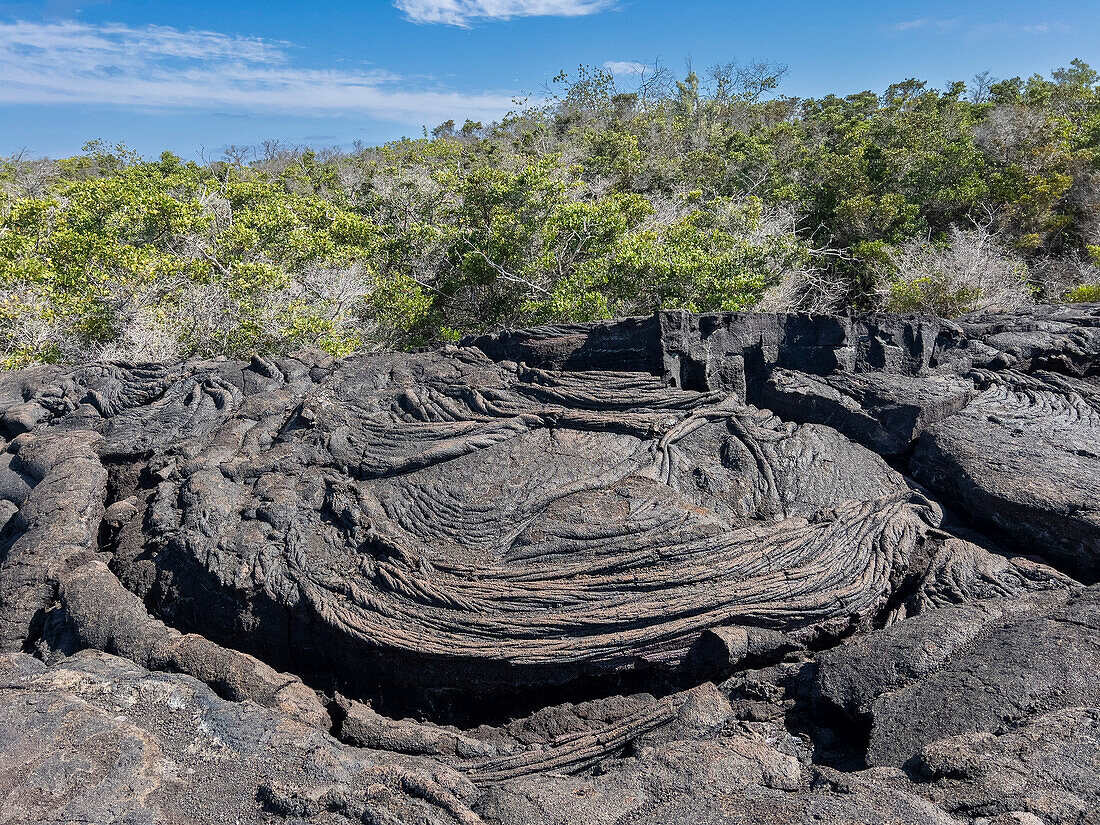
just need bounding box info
[3,60,1099,365]
[1064,283,1100,303]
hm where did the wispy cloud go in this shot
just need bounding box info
[394,0,615,26]
[894,18,929,31]
[969,21,1070,36]
[893,17,1068,37]
[0,20,517,123]
[892,18,960,33]
[603,60,647,76]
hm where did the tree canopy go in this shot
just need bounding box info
[2,61,1099,368]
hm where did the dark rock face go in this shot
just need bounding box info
[0,303,1098,825]
[763,368,978,456]
[913,368,1100,577]
[0,651,481,825]
[812,587,1100,768]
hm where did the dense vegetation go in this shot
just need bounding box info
[2,60,1099,368]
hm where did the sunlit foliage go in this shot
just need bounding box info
[2,60,1098,367]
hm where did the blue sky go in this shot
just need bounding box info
[1,0,1097,158]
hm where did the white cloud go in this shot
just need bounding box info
[892,18,960,33]
[893,18,929,31]
[969,21,1070,36]
[0,20,517,123]
[893,17,1066,37]
[394,0,615,26]
[603,60,646,76]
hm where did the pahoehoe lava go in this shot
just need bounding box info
[0,304,1098,824]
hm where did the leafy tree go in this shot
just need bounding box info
[3,60,1099,368]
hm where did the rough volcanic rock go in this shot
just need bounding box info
[812,586,1100,770]
[0,304,1098,824]
[912,368,1100,577]
[656,309,944,396]
[474,732,959,825]
[0,650,481,825]
[763,368,977,456]
[5,341,1012,720]
[936,302,1100,375]
[914,706,1100,824]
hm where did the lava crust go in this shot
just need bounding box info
[0,304,1098,825]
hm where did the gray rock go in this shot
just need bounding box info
[814,586,1100,771]
[10,339,997,719]
[763,368,976,455]
[913,368,1100,577]
[0,305,1098,824]
[0,650,481,825]
[915,707,1100,824]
